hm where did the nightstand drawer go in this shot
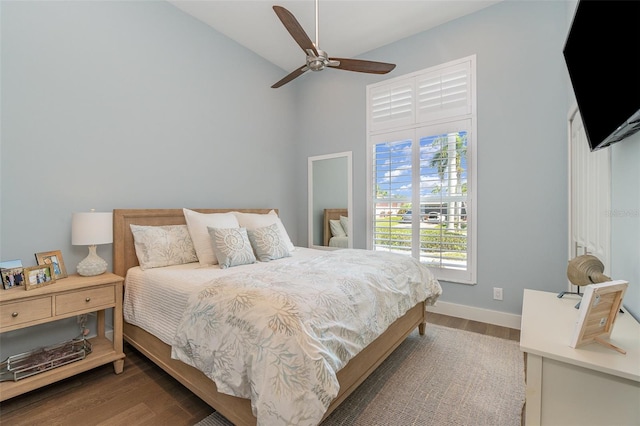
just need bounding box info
[56,286,115,315]
[0,297,52,329]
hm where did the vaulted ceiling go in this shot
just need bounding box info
[168,1,501,72]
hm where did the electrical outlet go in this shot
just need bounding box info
[493,287,503,301]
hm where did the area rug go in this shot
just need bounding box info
[195,324,525,426]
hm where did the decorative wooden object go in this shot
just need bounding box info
[559,254,611,299]
[567,255,611,285]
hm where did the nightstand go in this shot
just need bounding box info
[0,273,125,401]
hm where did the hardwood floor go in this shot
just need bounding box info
[0,313,520,425]
[426,311,521,341]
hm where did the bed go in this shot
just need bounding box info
[113,208,441,426]
[323,208,348,248]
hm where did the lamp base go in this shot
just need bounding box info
[77,245,107,277]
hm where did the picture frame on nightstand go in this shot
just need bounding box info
[35,249,67,279]
[23,264,56,291]
[570,280,628,353]
[0,259,25,289]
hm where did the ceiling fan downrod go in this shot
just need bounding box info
[314,0,319,49]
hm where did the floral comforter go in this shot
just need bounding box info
[171,249,442,426]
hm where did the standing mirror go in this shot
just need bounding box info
[308,152,353,249]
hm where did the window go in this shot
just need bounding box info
[366,56,477,284]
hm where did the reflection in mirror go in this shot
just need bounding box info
[308,152,352,249]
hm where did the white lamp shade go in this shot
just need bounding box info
[72,212,113,245]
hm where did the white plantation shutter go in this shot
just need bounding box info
[416,62,471,123]
[369,82,414,131]
[368,62,471,131]
[367,56,477,284]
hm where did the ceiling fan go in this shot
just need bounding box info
[271,1,396,88]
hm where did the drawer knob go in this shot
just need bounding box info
[12,312,18,318]
[85,297,91,302]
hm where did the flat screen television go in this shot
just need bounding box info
[563,0,640,152]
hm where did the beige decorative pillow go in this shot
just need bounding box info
[207,227,256,269]
[233,210,295,252]
[183,208,240,265]
[329,219,346,237]
[130,224,198,270]
[340,215,349,236]
[247,223,291,262]
[233,210,295,251]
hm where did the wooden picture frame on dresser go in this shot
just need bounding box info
[35,249,68,280]
[0,273,125,401]
[570,280,628,352]
[23,264,56,291]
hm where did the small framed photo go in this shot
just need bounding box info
[35,250,68,279]
[570,280,628,353]
[23,264,56,291]
[0,259,25,290]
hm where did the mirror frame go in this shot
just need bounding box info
[308,151,353,249]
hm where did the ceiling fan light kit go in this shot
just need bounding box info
[271,2,396,88]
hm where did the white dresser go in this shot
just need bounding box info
[520,289,640,426]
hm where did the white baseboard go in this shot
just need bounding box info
[428,301,522,330]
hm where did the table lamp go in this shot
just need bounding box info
[72,210,113,276]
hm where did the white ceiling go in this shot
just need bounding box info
[168,0,501,72]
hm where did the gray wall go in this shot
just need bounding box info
[0,0,297,355]
[294,0,571,315]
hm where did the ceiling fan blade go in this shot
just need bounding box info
[272,65,309,89]
[329,58,396,74]
[273,6,318,56]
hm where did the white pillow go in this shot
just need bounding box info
[329,219,347,237]
[183,208,240,265]
[130,224,198,270]
[207,227,256,269]
[340,215,350,237]
[233,210,295,252]
[247,223,291,261]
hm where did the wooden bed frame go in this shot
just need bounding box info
[323,208,348,247]
[113,208,426,426]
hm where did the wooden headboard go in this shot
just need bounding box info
[112,208,276,278]
[323,208,348,246]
